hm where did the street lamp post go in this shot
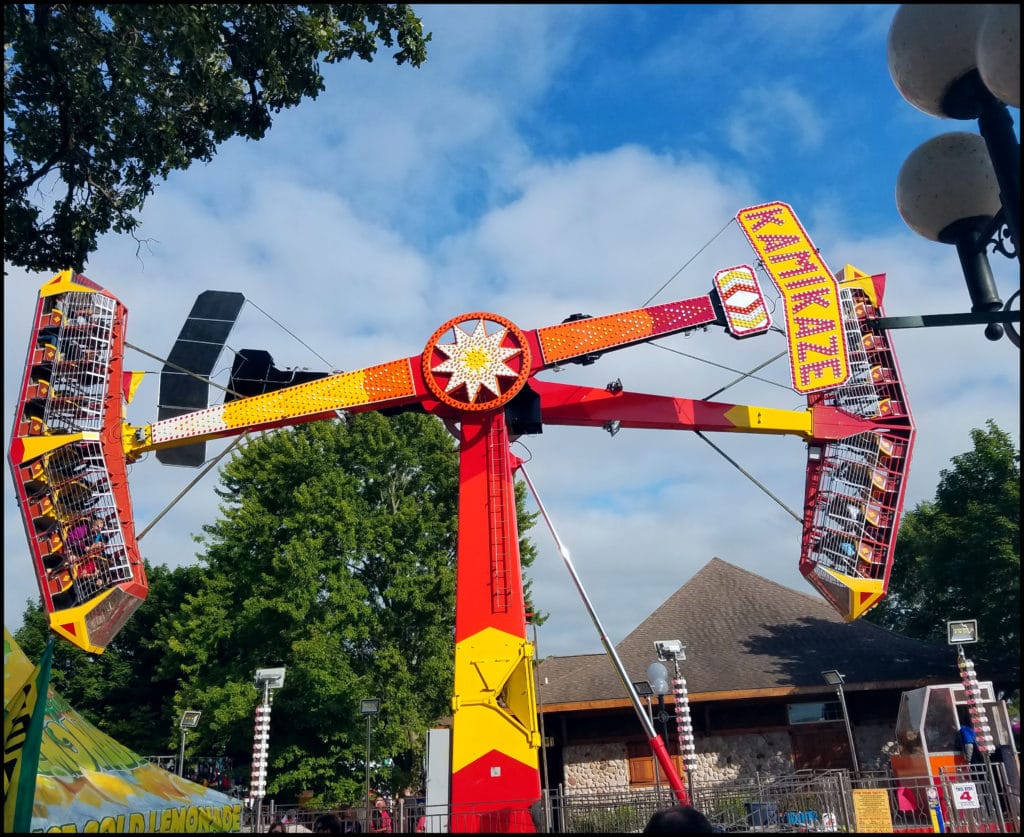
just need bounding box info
[886,4,1020,347]
[647,662,672,744]
[632,679,663,805]
[361,698,381,831]
[655,640,696,802]
[821,670,860,775]
[178,710,201,778]
[647,662,674,808]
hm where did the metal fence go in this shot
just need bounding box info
[246,763,1019,833]
[854,763,1018,834]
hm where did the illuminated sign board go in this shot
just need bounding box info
[947,619,979,644]
[713,265,771,338]
[736,202,850,393]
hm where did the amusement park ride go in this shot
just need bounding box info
[9,201,916,831]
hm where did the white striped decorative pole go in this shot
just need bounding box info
[673,674,696,797]
[251,687,272,832]
[958,652,994,755]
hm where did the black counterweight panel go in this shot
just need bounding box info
[157,291,244,466]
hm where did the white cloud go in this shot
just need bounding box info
[725,85,826,158]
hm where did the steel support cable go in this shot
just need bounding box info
[695,430,802,524]
[641,217,737,307]
[127,339,260,541]
[136,434,249,541]
[125,341,246,401]
[518,462,691,806]
[647,341,792,395]
[701,350,789,401]
[243,298,338,371]
[637,217,805,524]
[126,301,340,542]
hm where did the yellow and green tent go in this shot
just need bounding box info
[4,627,242,833]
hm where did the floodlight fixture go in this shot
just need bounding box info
[361,697,381,716]
[947,619,979,645]
[821,669,845,687]
[179,710,202,729]
[632,680,654,698]
[654,640,685,662]
[254,666,287,690]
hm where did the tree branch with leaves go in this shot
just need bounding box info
[4,4,430,272]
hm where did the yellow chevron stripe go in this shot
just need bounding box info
[451,627,540,772]
[14,433,96,464]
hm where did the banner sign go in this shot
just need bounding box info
[736,201,850,393]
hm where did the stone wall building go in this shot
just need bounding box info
[534,558,981,795]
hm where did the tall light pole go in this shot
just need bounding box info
[656,640,696,802]
[178,710,201,778]
[821,670,859,775]
[361,698,381,831]
[252,667,286,833]
[947,619,1006,832]
[646,662,673,783]
[886,4,1020,347]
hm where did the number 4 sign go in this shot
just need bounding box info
[952,782,981,810]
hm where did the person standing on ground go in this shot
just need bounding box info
[958,710,979,765]
[369,798,393,833]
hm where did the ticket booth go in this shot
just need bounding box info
[890,681,1015,779]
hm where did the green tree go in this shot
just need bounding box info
[3,4,430,272]
[869,420,1020,676]
[14,561,204,755]
[154,412,539,805]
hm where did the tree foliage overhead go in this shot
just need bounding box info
[868,420,1020,678]
[3,4,431,272]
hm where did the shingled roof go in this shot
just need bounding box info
[536,558,960,709]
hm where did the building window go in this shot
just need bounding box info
[787,701,843,724]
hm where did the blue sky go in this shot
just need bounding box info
[4,5,1020,664]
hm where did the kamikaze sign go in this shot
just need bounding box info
[736,202,850,394]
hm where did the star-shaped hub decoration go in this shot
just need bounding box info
[422,313,531,411]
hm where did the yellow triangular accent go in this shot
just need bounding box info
[13,434,88,464]
[836,264,871,282]
[124,371,145,404]
[822,568,886,620]
[47,589,115,654]
[39,269,97,298]
[451,627,538,772]
[834,264,879,305]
